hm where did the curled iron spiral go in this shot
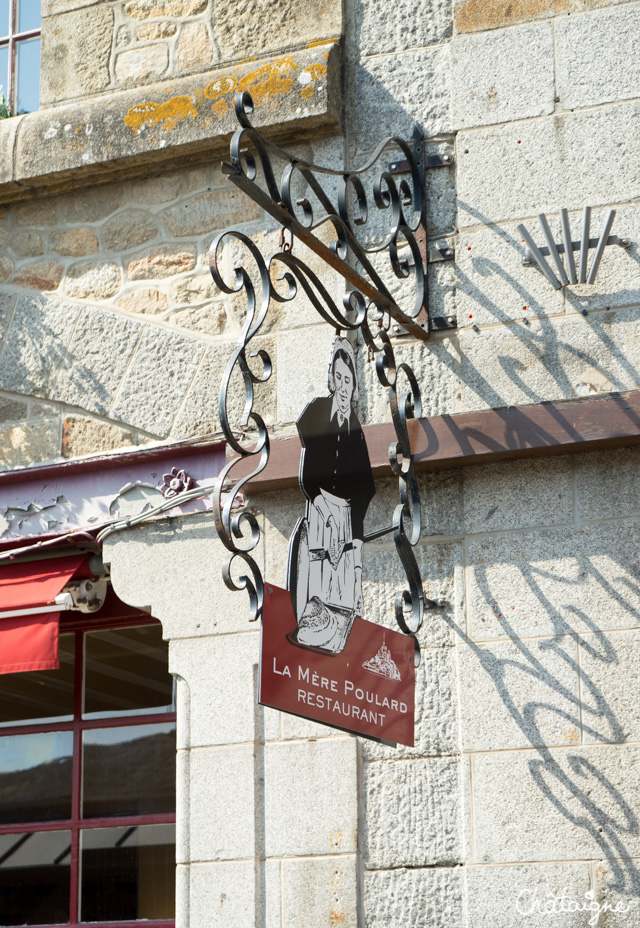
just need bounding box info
[210,92,434,660]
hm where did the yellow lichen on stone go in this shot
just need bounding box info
[204,76,237,99]
[241,56,296,106]
[124,94,198,133]
[206,55,326,117]
[210,99,228,118]
[298,62,326,98]
[205,57,299,117]
[125,52,329,130]
[204,76,237,117]
[302,63,326,81]
[306,38,339,49]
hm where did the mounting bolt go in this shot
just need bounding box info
[391,163,397,170]
[620,238,631,248]
[581,309,588,316]
[447,315,455,325]
[523,317,530,325]
[392,324,401,333]
[443,154,452,163]
[472,324,479,332]
[444,249,453,257]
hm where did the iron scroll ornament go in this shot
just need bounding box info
[210,91,439,664]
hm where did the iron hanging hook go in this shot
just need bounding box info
[279,224,293,254]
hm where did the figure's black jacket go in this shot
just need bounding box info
[296,396,375,540]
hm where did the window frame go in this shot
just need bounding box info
[0,0,41,114]
[0,612,176,928]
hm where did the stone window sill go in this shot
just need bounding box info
[0,42,340,204]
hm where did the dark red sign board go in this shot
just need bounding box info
[259,585,415,746]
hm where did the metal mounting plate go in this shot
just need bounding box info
[389,152,454,174]
[390,313,457,337]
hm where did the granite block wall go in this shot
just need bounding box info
[357,450,640,926]
[4,0,640,925]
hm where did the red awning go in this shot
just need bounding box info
[0,555,88,675]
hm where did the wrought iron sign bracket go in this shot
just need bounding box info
[218,108,458,341]
[219,156,435,340]
[220,160,426,341]
[210,92,444,674]
[412,229,455,268]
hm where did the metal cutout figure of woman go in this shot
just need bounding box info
[287,337,376,654]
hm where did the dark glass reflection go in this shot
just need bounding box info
[80,824,175,922]
[0,731,72,824]
[0,635,74,726]
[84,626,174,717]
[0,830,70,925]
[17,0,40,33]
[15,37,39,114]
[83,722,176,818]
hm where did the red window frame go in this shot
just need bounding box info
[0,0,41,112]
[0,612,176,928]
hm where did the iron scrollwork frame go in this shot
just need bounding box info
[210,91,439,663]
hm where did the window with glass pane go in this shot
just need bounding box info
[0,0,41,115]
[0,621,176,928]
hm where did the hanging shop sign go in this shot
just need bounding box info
[258,337,415,745]
[260,585,415,744]
[209,94,635,747]
[211,93,447,746]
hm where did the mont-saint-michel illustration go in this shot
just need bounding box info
[362,637,401,681]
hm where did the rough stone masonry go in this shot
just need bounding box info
[2,0,640,925]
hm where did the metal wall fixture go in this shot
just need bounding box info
[209,92,445,662]
[387,144,457,335]
[519,207,630,290]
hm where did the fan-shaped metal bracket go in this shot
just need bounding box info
[519,207,631,290]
